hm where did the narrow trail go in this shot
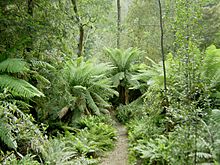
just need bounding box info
[100,122,128,165]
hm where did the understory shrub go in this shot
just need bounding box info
[39,115,116,164]
[126,45,220,165]
[116,98,146,124]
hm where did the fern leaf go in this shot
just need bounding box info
[195,152,213,159]
[92,92,111,108]
[0,75,44,98]
[0,58,28,73]
[0,122,17,149]
[112,72,125,87]
[85,91,100,115]
[30,59,55,70]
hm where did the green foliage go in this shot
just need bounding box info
[63,57,118,116]
[77,115,114,128]
[0,75,44,98]
[3,154,40,165]
[123,0,161,62]
[105,48,142,104]
[0,122,17,150]
[38,115,116,164]
[201,2,220,48]
[202,45,220,81]
[0,58,44,98]
[0,58,28,73]
[0,96,46,158]
[116,98,145,124]
[127,43,220,164]
[105,48,140,75]
[40,138,78,165]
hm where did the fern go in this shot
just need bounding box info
[62,57,118,116]
[30,59,55,70]
[105,48,142,104]
[0,122,17,149]
[0,75,44,98]
[40,139,77,164]
[0,57,44,98]
[105,48,140,73]
[0,58,28,73]
[203,45,220,80]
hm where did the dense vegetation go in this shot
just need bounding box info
[0,0,220,164]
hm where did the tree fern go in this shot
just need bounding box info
[62,57,118,117]
[105,48,142,104]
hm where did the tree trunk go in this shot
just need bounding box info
[27,0,34,16]
[158,0,169,116]
[72,0,84,57]
[158,0,167,94]
[26,0,34,53]
[117,0,121,49]
[118,84,129,105]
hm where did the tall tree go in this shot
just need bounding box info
[117,0,121,48]
[158,0,167,94]
[71,0,84,57]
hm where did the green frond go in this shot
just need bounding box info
[63,57,117,115]
[0,122,17,149]
[195,152,213,159]
[203,45,220,79]
[92,92,111,108]
[0,75,44,98]
[0,58,28,73]
[32,73,51,85]
[105,48,122,70]
[85,90,100,115]
[105,48,141,72]
[112,72,125,87]
[40,138,77,164]
[211,109,220,123]
[30,59,55,70]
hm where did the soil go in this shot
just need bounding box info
[100,122,128,165]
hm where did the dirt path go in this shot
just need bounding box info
[100,122,128,165]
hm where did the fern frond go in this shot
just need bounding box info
[105,48,140,72]
[85,90,100,115]
[30,59,55,70]
[211,109,220,123]
[0,75,44,98]
[0,58,28,73]
[195,152,213,159]
[92,92,111,108]
[63,57,117,116]
[0,122,17,149]
[203,45,220,80]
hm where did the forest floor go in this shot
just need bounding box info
[100,122,128,165]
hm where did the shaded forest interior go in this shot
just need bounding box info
[0,0,220,164]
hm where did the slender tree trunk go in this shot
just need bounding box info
[26,0,34,55]
[72,0,84,57]
[117,0,121,49]
[27,0,34,16]
[158,0,169,119]
[158,0,167,94]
